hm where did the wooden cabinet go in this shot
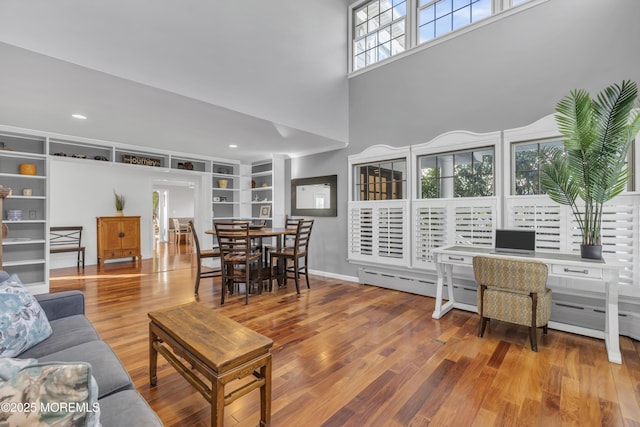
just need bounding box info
[96,216,141,266]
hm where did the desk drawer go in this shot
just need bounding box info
[440,254,473,265]
[551,264,602,279]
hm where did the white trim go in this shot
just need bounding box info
[411,129,501,157]
[348,0,550,77]
[308,269,359,283]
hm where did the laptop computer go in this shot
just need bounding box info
[492,229,536,255]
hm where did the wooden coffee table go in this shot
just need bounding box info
[148,302,273,426]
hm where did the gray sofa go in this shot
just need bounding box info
[18,290,162,426]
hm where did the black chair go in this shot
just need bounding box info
[270,219,314,294]
[215,221,263,305]
[190,221,221,295]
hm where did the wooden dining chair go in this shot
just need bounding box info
[215,221,263,305]
[269,219,314,294]
[190,221,221,295]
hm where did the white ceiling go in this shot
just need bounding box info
[0,0,349,162]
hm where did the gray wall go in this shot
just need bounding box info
[294,0,640,278]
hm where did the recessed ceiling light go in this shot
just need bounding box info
[72,114,87,120]
[228,144,238,148]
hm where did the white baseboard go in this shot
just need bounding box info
[308,269,359,283]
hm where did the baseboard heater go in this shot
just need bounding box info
[357,266,640,341]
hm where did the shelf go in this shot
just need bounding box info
[2,238,45,245]
[2,258,46,267]
[251,170,272,178]
[0,132,46,155]
[7,195,46,200]
[252,186,272,192]
[0,173,46,180]
[2,220,46,224]
[170,156,208,172]
[50,139,112,161]
[0,151,46,160]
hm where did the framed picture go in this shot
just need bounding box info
[259,205,271,218]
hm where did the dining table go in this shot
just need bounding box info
[205,226,296,287]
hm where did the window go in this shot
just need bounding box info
[354,159,407,200]
[353,0,407,71]
[350,0,540,72]
[512,140,563,195]
[418,0,491,44]
[513,139,634,195]
[418,147,494,198]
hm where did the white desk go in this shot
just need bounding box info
[432,245,623,364]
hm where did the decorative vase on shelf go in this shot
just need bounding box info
[218,179,228,189]
[19,164,37,175]
[116,210,124,217]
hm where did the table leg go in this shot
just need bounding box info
[274,234,285,288]
[211,380,225,427]
[432,258,455,319]
[149,323,158,386]
[604,275,622,364]
[260,355,272,426]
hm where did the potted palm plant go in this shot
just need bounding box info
[540,80,640,259]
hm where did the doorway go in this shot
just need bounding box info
[152,180,196,248]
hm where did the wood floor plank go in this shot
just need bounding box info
[47,243,640,426]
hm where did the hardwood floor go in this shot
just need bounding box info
[49,242,640,426]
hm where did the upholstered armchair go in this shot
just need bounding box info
[473,256,552,352]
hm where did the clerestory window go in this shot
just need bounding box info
[417,0,491,44]
[350,0,542,72]
[352,0,408,71]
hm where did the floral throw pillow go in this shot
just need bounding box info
[0,361,101,427]
[0,357,38,381]
[0,274,53,357]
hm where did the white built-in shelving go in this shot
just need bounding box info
[0,131,48,293]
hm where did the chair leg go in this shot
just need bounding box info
[479,317,489,337]
[244,262,250,305]
[281,258,289,288]
[530,292,538,352]
[220,264,227,305]
[293,257,300,294]
[478,285,487,337]
[530,327,538,352]
[543,324,548,335]
[194,259,202,295]
[303,256,310,289]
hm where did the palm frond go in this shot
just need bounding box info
[555,89,596,152]
[593,80,638,153]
